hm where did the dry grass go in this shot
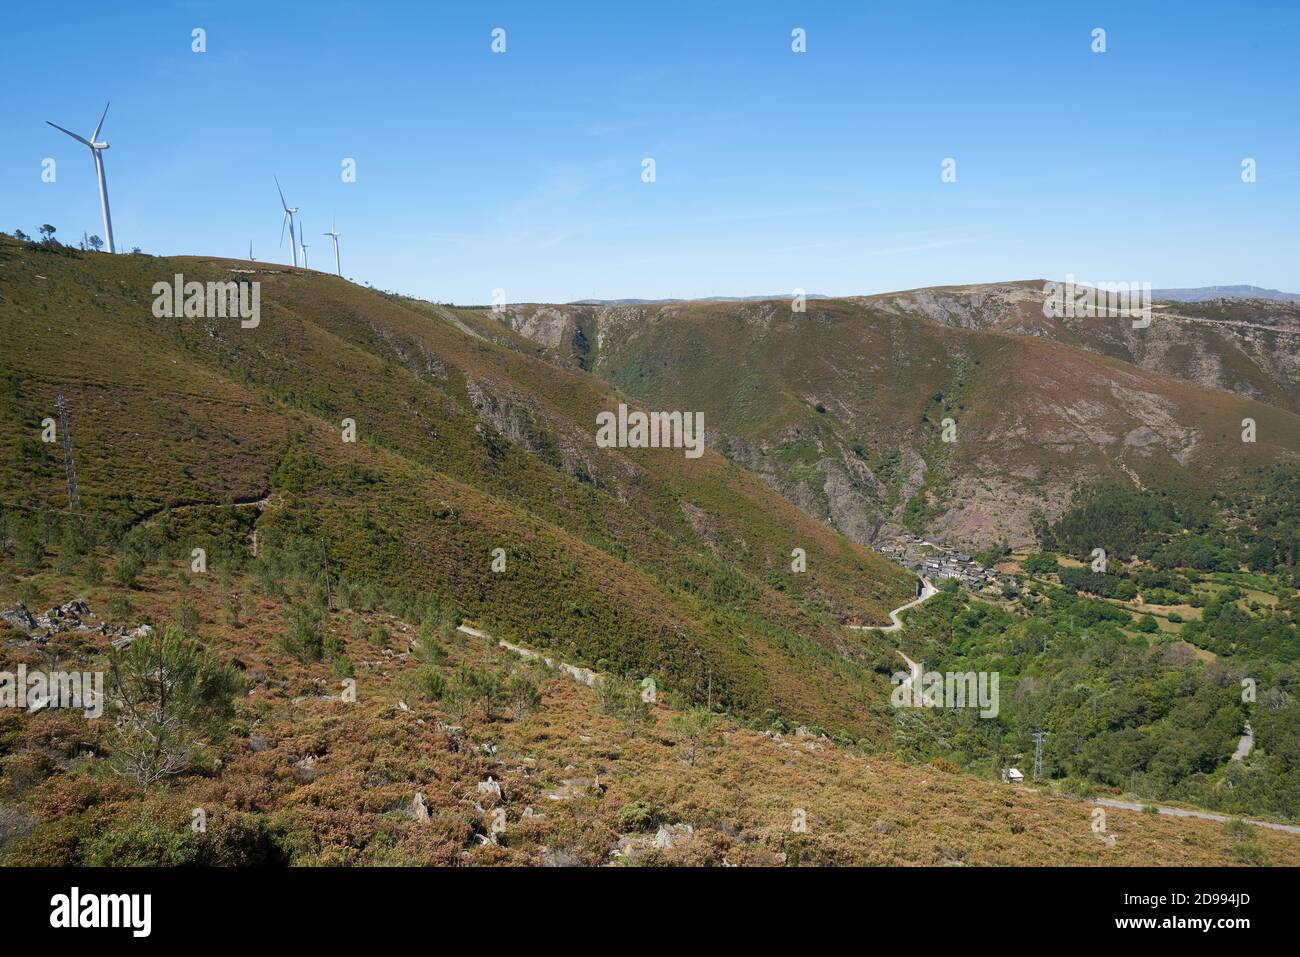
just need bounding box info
[8,559,1298,867]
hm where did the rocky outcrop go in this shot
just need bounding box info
[0,603,37,631]
[1,600,155,648]
[410,793,432,822]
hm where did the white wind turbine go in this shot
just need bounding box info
[300,219,309,268]
[46,102,116,253]
[275,177,299,267]
[323,218,342,277]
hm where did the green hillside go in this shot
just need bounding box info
[0,236,914,738]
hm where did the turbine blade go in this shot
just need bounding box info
[92,102,110,142]
[46,121,92,147]
[280,211,288,246]
[275,176,288,210]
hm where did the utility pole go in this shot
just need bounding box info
[320,537,332,610]
[694,647,714,711]
[1032,729,1046,779]
[55,395,80,515]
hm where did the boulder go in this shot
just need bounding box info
[0,604,37,631]
[654,823,694,849]
[411,793,432,822]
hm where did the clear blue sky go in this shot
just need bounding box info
[2,1,1296,302]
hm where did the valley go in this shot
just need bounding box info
[0,236,1296,868]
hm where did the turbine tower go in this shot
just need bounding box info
[299,219,309,268]
[249,240,255,262]
[275,177,299,267]
[324,219,342,277]
[46,103,116,253]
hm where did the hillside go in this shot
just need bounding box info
[0,235,915,738]
[4,550,1297,866]
[2,237,1297,867]
[479,294,1300,550]
[868,282,1300,414]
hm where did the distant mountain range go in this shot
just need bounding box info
[570,285,1299,306]
[1152,285,1300,302]
[569,294,833,305]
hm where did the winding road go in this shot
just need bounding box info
[848,576,939,633]
[842,575,1297,837]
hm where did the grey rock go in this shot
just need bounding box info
[411,792,432,822]
[1,604,37,631]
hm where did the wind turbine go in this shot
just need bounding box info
[249,240,255,262]
[275,177,299,267]
[46,102,116,253]
[323,218,342,277]
[299,219,309,268]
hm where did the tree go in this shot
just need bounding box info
[280,603,324,662]
[38,224,56,243]
[413,666,446,701]
[1023,551,1058,576]
[87,234,104,252]
[599,676,654,738]
[506,674,542,720]
[106,625,242,788]
[13,229,29,241]
[669,708,721,766]
[113,551,143,589]
[454,666,505,721]
[1134,614,1159,634]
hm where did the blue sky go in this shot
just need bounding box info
[2,1,1296,302]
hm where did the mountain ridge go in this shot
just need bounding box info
[476,292,1299,550]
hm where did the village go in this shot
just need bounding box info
[871,533,1005,591]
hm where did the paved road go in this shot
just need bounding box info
[1232,723,1254,762]
[1090,796,1300,836]
[848,576,939,633]
[894,648,939,706]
